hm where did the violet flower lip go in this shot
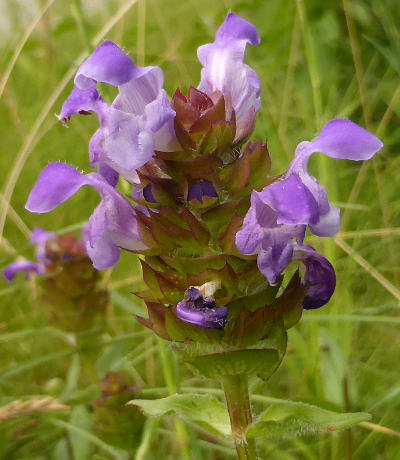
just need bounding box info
[176,287,228,330]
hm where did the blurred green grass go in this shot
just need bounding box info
[0,0,400,458]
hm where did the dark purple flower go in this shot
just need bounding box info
[292,245,336,309]
[25,163,147,270]
[197,12,260,129]
[176,287,228,330]
[143,184,157,203]
[187,180,218,204]
[59,41,177,183]
[236,119,383,285]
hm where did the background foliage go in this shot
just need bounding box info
[0,0,399,458]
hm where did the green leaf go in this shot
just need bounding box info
[110,291,145,315]
[61,354,81,401]
[247,400,371,439]
[69,406,93,460]
[128,393,230,437]
[50,418,127,460]
[185,348,280,380]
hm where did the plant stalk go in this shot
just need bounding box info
[156,337,191,460]
[222,374,257,460]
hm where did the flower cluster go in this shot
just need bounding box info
[3,229,108,331]
[26,13,382,337]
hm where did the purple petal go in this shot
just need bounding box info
[89,129,104,167]
[215,12,260,46]
[309,119,383,161]
[75,41,143,90]
[235,192,276,255]
[235,206,264,255]
[176,287,228,330]
[58,87,107,122]
[292,245,336,309]
[103,109,155,172]
[83,224,120,271]
[144,90,176,134]
[3,261,42,282]
[30,228,56,265]
[113,69,176,151]
[197,13,261,120]
[113,66,163,115]
[89,128,139,184]
[235,190,306,257]
[26,163,89,213]
[309,204,340,238]
[257,242,294,285]
[187,181,218,204]
[258,174,319,226]
[30,228,54,246]
[98,163,119,187]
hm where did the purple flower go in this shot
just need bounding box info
[197,13,261,139]
[292,245,336,309]
[236,119,383,287]
[25,163,147,270]
[3,260,44,282]
[176,287,228,330]
[59,41,177,183]
[235,182,306,284]
[284,119,383,236]
[3,228,54,282]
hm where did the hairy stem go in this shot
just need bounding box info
[222,374,257,460]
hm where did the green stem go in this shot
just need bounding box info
[156,337,191,460]
[222,374,257,460]
[71,0,91,53]
[136,418,160,460]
